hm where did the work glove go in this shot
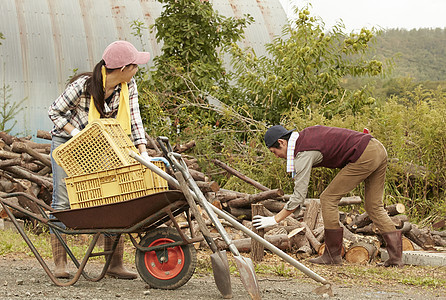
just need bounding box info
[140,152,170,168]
[149,156,171,168]
[252,215,277,229]
[70,128,81,137]
[140,151,150,161]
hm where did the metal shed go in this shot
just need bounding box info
[0,0,288,140]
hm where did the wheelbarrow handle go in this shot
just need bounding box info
[156,136,176,171]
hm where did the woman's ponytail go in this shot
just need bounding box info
[86,60,106,117]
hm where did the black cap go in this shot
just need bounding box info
[264,125,295,148]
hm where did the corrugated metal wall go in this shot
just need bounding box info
[0,0,287,140]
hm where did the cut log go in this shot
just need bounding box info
[344,241,378,264]
[302,222,321,252]
[227,206,251,220]
[36,130,52,141]
[289,230,312,258]
[259,199,285,212]
[0,132,14,145]
[303,199,321,230]
[0,150,21,160]
[432,230,446,238]
[282,195,362,206]
[215,189,246,203]
[350,212,372,230]
[432,234,446,247]
[355,223,379,235]
[405,224,436,250]
[3,166,52,191]
[390,214,409,229]
[195,180,220,193]
[10,142,52,167]
[226,189,284,208]
[0,158,22,169]
[214,234,290,253]
[18,140,51,153]
[37,166,52,176]
[173,140,196,153]
[402,236,415,251]
[189,169,207,182]
[385,203,406,216]
[0,138,7,150]
[400,221,412,233]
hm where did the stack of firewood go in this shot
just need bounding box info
[180,159,446,264]
[0,130,53,219]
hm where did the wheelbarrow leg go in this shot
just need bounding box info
[0,199,106,286]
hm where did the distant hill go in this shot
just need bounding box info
[371,28,446,81]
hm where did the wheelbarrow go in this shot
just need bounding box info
[0,190,201,290]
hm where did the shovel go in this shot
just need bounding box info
[175,171,232,299]
[131,148,332,297]
[155,137,261,300]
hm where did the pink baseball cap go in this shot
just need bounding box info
[102,40,150,69]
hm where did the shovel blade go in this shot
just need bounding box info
[233,255,261,300]
[210,250,232,299]
[313,284,334,297]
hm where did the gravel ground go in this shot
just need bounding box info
[1,254,445,300]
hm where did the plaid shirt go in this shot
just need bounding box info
[48,75,147,146]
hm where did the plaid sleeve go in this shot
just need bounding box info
[128,78,147,146]
[48,76,88,131]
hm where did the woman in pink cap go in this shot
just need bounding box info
[48,41,150,280]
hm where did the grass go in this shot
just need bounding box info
[1,227,445,292]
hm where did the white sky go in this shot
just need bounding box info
[279,0,446,32]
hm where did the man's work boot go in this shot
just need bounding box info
[51,234,70,278]
[309,228,343,265]
[104,236,138,279]
[381,230,404,267]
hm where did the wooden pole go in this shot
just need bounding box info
[251,203,265,262]
[212,159,269,191]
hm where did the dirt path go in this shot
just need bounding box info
[1,254,445,300]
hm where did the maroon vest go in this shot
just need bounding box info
[294,126,372,168]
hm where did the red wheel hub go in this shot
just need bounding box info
[144,238,185,280]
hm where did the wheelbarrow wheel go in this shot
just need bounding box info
[135,227,197,290]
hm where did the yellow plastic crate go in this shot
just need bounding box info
[65,162,168,209]
[52,119,138,177]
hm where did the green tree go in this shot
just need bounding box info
[150,0,252,93]
[228,7,385,124]
[137,0,253,138]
